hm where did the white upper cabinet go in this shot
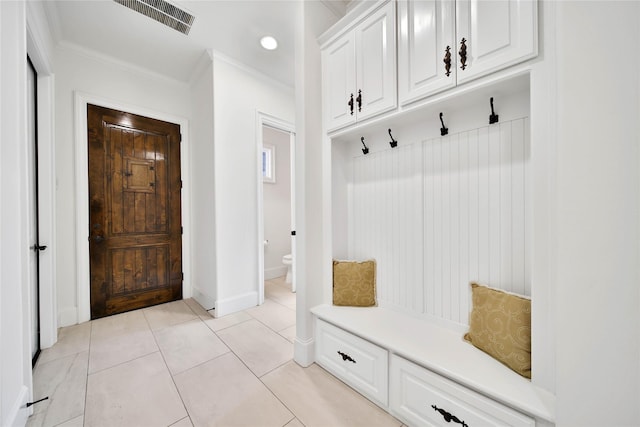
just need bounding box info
[324,34,357,131]
[323,1,397,132]
[398,0,456,105]
[456,0,538,83]
[398,0,537,105]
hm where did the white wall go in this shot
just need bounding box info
[189,56,217,310]
[54,45,192,326]
[263,126,291,279]
[211,54,294,316]
[1,1,32,425]
[294,1,341,366]
[553,2,640,424]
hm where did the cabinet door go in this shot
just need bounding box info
[398,0,456,106]
[323,32,357,132]
[355,1,397,122]
[456,0,537,84]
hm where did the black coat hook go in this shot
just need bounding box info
[388,129,398,148]
[439,112,448,136]
[489,97,499,124]
[361,137,369,155]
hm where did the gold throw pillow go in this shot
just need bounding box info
[332,260,376,307]
[464,282,531,379]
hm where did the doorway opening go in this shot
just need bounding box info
[256,113,295,305]
[27,56,42,366]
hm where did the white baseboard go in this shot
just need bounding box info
[215,291,258,317]
[294,337,315,367]
[3,385,29,427]
[58,307,78,327]
[265,266,287,280]
[191,287,216,311]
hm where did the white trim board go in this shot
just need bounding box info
[73,92,192,324]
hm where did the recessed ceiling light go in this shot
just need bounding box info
[260,36,278,51]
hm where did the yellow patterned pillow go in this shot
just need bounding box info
[332,260,376,307]
[464,282,531,379]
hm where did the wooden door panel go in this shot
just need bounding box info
[89,104,182,319]
[108,246,169,296]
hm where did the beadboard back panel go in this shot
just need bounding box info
[347,117,530,326]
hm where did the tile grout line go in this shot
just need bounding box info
[144,301,199,427]
[82,321,93,427]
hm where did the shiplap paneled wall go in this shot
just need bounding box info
[348,118,530,326]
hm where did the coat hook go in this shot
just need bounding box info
[388,129,398,148]
[361,136,369,155]
[489,97,499,124]
[439,112,448,136]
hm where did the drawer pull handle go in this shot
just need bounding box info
[337,350,356,363]
[431,405,468,427]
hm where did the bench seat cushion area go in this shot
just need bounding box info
[311,304,555,424]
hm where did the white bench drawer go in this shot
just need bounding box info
[390,355,535,427]
[315,319,388,407]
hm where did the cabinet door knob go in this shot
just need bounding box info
[444,45,452,77]
[348,93,354,115]
[459,38,468,70]
[356,90,362,112]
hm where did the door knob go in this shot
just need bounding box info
[94,235,105,243]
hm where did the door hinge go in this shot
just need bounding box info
[181,226,184,234]
[291,230,296,236]
[181,272,184,280]
[180,180,183,189]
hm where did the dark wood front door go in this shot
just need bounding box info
[88,104,182,319]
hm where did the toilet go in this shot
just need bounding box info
[282,253,293,290]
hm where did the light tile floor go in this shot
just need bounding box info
[28,277,402,427]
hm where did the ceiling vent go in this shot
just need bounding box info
[114,0,195,35]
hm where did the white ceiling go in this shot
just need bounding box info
[44,0,351,87]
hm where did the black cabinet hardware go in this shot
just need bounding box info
[356,90,362,112]
[431,405,468,427]
[444,45,452,76]
[337,350,356,363]
[348,93,354,115]
[459,38,468,70]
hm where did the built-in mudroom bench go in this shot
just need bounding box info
[316,0,556,425]
[312,305,554,426]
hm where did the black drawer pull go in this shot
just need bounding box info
[431,405,468,427]
[337,350,356,363]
